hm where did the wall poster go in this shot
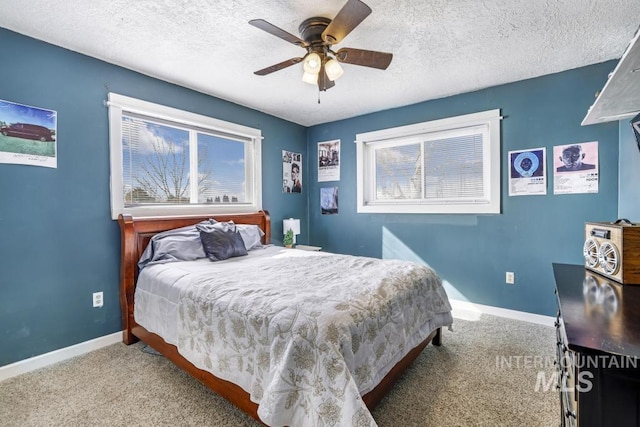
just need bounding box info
[553,141,599,195]
[282,150,302,193]
[0,99,57,168]
[508,147,546,196]
[318,139,340,182]
[321,187,338,215]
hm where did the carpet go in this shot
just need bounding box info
[0,313,558,426]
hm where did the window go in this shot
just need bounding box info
[355,109,501,214]
[108,93,262,219]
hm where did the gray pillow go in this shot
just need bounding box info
[138,220,217,270]
[198,227,248,261]
[200,220,236,233]
[236,224,265,250]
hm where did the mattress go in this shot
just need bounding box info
[135,245,283,346]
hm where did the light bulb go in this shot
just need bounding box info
[303,52,321,74]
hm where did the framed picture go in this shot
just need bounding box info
[0,98,57,168]
[283,150,302,193]
[321,187,338,214]
[508,148,546,196]
[553,141,599,195]
[318,139,340,182]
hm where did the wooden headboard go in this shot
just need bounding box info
[117,210,271,344]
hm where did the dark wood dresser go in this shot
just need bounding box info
[553,263,640,427]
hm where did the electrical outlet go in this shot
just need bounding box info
[93,291,104,308]
[505,272,515,285]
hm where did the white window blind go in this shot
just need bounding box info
[422,127,486,202]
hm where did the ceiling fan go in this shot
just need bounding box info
[249,0,392,92]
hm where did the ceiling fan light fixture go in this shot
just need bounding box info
[302,71,318,85]
[250,0,392,93]
[303,52,322,74]
[325,58,344,81]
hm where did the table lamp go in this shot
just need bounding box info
[283,218,300,245]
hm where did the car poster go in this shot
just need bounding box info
[318,139,340,182]
[508,147,546,196]
[0,98,57,168]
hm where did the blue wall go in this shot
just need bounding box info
[0,26,623,367]
[618,119,640,219]
[0,29,307,366]
[307,62,620,317]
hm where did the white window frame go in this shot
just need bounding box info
[107,93,262,219]
[355,109,502,214]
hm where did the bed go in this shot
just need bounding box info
[118,210,452,426]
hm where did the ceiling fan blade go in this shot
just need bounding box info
[249,19,307,47]
[335,47,392,70]
[322,0,372,45]
[254,57,303,76]
[317,63,336,91]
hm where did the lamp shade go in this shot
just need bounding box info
[303,52,321,74]
[283,218,300,235]
[324,58,344,81]
[302,71,318,85]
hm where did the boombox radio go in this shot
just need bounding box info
[583,220,640,284]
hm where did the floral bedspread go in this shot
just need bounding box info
[175,250,452,426]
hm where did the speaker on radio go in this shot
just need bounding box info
[583,219,640,284]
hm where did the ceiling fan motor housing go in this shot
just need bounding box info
[298,17,332,47]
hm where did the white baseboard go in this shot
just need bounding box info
[450,299,555,327]
[0,331,122,382]
[0,301,553,382]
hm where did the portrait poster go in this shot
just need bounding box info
[318,139,340,182]
[0,99,57,168]
[282,150,302,193]
[321,187,338,215]
[553,141,599,195]
[508,147,546,196]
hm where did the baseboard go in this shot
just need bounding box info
[450,299,555,327]
[0,331,122,382]
[1,302,552,382]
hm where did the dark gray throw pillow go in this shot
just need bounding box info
[198,228,248,261]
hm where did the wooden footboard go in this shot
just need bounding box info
[362,328,440,409]
[118,211,443,424]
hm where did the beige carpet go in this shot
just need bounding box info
[0,314,558,426]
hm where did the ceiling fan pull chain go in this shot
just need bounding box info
[318,91,321,104]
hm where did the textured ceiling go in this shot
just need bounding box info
[1,0,639,126]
